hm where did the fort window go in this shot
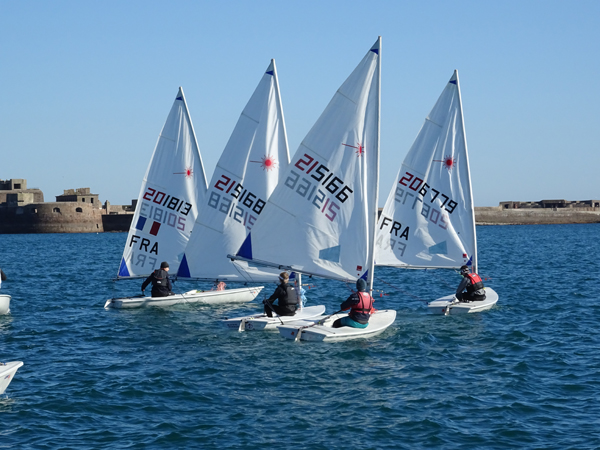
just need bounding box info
[91,198,94,204]
[53,207,61,213]
[81,198,85,202]
[14,183,21,189]
[76,207,83,213]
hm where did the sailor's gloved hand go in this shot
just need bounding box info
[262,299,267,305]
[142,289,145,293]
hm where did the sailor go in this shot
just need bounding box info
[263,272,298,317]
[332,278,374,328]
[0,268,6,289]
[141,261,174,297]
[456,265,486,302]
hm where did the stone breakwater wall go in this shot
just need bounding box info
[475,207,600,225]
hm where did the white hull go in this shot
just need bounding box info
[0,361,23,394]
[277,309,397,342]
[0,295,10,315]
[223,305,326,331]
[104,286,264,309]
[428,287,499,315]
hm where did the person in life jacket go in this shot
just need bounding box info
[332,278,374,329]
[263,272,298,317]
[456,265,486,302]
[141,261,174,298]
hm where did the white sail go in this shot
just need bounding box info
[235,39,381,282]
[177,60,290,282]
[118,88,208,278]
[375,70,477,271]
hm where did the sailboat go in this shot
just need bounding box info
[0,269,9,314]
[231,37,396,340]
[374,70,499,315]
[177,60,313,310]
[0,296,9,315]
[105,87,221,309]
[0,361,23,394]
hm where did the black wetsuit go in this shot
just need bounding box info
[264,282,298,317]
[141,269,173,297]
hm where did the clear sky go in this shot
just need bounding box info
[1,0,598,207]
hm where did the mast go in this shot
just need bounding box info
[454,70,478,273]
[366,36,381,295]
[271,59,291,166]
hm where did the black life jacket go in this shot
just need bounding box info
[153,269,168,286]
[465,273,484,293]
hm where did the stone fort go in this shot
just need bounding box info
[0,178,134,233]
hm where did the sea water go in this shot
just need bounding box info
[1,224,599,449]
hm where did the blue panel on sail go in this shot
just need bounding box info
[319,245,340,263]
[237,233,253,260]
[360,270,368,281]
[176,94,183,101]
[178,253,191,278]
[428,241,448,255]
[118,257,130,277]
[465,256,473,267]
[135,216,146,231]
[266,70,274,75]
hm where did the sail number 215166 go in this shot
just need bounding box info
[285,154,354,222]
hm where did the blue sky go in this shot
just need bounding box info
[1,0,598,206]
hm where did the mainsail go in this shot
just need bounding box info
[235,38,381,283]
[118,87,208,278]
[375,70,477,271]
[177,60,290,282]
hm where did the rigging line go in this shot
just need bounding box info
[374,275,429,304]
[231,258,263,285]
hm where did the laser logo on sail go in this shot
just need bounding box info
[174,166,194,178]
[433,155,456,171]
[342,142,365,157]
[250,155,277,171]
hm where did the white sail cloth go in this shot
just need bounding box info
[375,71,476,270]
[178,60,290,282]
[236,39,381,282]
[118,88,208,278]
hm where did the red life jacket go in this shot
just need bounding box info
[465,273,484,293]
[350,291,374,315]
